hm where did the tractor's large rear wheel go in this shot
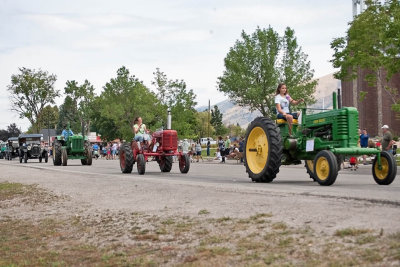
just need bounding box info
[372,151,397,185]
[305,160,317,181]
[179,154,190,173]
[137,154,146,175]
[120,143,134,173]
[159,156,173,172]
[244,117,282,183]
[314,150,338,186]
[53,141,62,166]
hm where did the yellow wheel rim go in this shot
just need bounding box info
[306,160,314,172]
[315,157,329,181]
[374,157,389,180]
[246,127,268,174]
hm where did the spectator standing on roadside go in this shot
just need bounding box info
[360,128,369,164]
[218,136,225,163]
[225,136,231,157]
[238,137,244,163]
[182,139,189,154]
[206,138,211,157]
[381,125,394,153]
[195,141,203,162]
[112,142,118,160]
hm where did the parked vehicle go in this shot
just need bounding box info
[200,137,217,146]
[18,134,48,163]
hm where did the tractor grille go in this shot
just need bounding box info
[162,130,178,151]
[72,138,84,150]
[336,114,349,136]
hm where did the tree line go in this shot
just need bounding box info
[6,25,320,142]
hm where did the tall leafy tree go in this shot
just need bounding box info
[217,26,316,118]
[7,67,59,132]
[30,105,59,133]
[58,80,96,134]
[0,123,22,141]
[195,111,215,139]
[210,105,226,136]
[152,68,198,139]
[331,0,400,115]
[92,66,160,141]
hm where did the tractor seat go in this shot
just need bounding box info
[275,119,298,125]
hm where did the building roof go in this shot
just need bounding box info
[39,129,57,141]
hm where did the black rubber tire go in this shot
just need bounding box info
[137,154,146,175]
[313,150,338,186]
[305,160,317,181]
[244,117,282,183]
[372,151,397,185]
[39,156,42,163]
[53,141,62,166]
[159,156,173,172]
[19,155,22,163]
[120,143,134,173]
[62,148,68,166]
[179,154,190,173]
[24,152,28,163]
[45,152,48,163]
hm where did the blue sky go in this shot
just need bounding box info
[0,0,352,131]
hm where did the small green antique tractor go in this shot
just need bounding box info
[52,127,92,166]
[244,93,397,186]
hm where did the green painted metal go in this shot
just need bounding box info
[55,134,88,160]
[277,93,382,167]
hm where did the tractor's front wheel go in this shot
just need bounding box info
[305,160,317,181]
[313,150,338,186]
[244,117,282,183]
[179,154,190,173]
[159,156,173,172]
[372,151,397,185]
[137,154,146,175]
[24,152,28,163]
[120,143,134,173]
[62,148,68,166]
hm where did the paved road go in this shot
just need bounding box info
[1,157,399,234]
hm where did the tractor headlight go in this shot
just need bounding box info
[27,146,31,150]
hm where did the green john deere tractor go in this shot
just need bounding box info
[244,92,397,186]
[52,126,92,166]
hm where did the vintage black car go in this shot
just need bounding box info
[18,134,48,163]
[5,137,19,160]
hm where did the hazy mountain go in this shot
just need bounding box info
[197,73,339,128]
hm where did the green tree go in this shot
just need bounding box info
[196,111,215,139]
[0,123,21,141]
[152,68,198,139]
[58,80,96,134]
[92,66,161,141]
[210,105,227,136]
[217,26,316,118]
[7,68,59,132]
[331,0,400,114]
[29,105,59,133]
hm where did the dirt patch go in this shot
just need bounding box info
[1,182,399,266]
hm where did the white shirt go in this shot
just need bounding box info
[275,94,290,114]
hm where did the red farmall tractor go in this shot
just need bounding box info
[119,129,190,175]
